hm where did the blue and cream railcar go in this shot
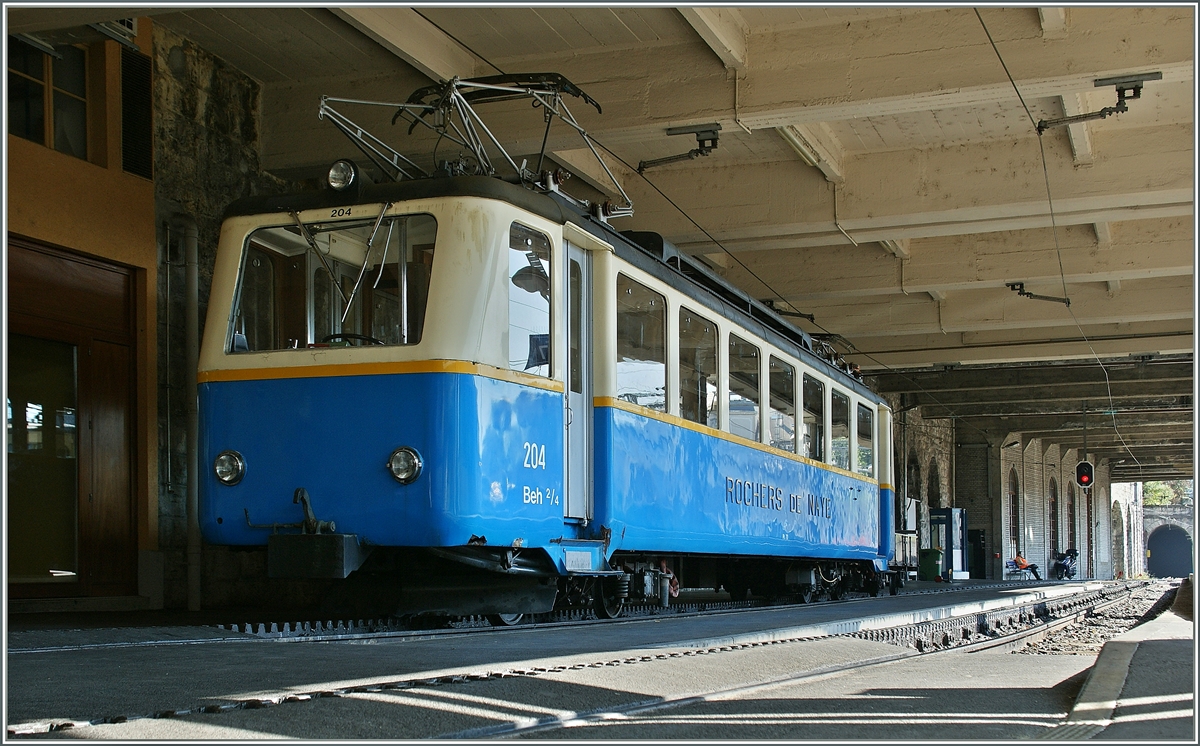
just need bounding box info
[198,174,894,617]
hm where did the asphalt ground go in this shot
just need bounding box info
[6,579,1188,740]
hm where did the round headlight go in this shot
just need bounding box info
[327,159,358,191]
[387,447,422,484]
[214,450,245,485]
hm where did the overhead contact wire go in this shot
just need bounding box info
[975,8,1143,476]
[417,8,1002,439]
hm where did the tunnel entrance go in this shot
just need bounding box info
[1146,524,1193,578]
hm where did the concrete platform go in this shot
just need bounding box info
[1052,577,1195,740]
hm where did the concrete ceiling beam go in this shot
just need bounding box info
[869,356,1193,393]
[973,413,1193,433]
[728,219,1193,301]
[734,5,1191,129]
[916,390,1190,414]
[850,323,1193,369]
[331,7,478,83]
[1039,8,1069,39]
[1060,93,1095,166]
[677,7,747,71]
[639,123,1192,253]
[788,275,1191,338]
[776,124,845,184]
[907,381,1192,407]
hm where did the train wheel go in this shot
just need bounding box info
[866,578,882,597]
[593,577,625,619]
[800,585,815,604]
[487,613,524,627]
[827,583,843,601]
[594,592,624,620]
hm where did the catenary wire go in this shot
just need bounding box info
[974,8,1144,477]
[413,9,1127,451]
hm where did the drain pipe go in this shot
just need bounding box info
[176,214,202,612]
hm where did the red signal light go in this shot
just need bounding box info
[1075,460,1094,488]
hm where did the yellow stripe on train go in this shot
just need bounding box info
[198,359,565,392]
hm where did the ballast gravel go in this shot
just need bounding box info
[1017,581,1178,656]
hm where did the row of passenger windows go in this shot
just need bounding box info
[616,272,875,478]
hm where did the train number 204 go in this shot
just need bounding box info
[523,442,546,470]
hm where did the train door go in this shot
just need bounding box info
[564,242,592,521]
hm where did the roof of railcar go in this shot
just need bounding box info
[222,175,883,404]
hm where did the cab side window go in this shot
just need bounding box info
[508,223,553,376]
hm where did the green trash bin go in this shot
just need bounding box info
[917,548,943,581]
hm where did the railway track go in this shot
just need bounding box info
[208,577,1065,643]
[7,580,1153,737]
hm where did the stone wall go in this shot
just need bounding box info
[885,396,956,567]
[152,23,298,608]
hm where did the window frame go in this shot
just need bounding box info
[7,37,88,160]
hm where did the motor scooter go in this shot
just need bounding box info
[1052,549,1079,580]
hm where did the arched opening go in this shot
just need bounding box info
[1048,478,1059,556]
[1147,524,1193,578]
[1111,503,1126,578]
[927,459,941,507]
[1007,467,1020,559]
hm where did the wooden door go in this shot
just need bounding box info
[7,238,138,597]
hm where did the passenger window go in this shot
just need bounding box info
[802,374,824,461]
[831,390,850,470]
[768,356,796,453]
[678,308,718,427]
[728,334,760,441]
[616,273,666,411]
[508,223,553,376]
[857,404,874,478]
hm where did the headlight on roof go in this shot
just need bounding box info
[387,446,422,484]
[327,159,358,191]
[214,450,246,485]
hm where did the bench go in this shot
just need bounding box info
[1005,559,1032,580]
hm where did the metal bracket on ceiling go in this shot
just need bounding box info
[1006,282,1070,307]
[637,123,721,173]
[1036,71,1162,134]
